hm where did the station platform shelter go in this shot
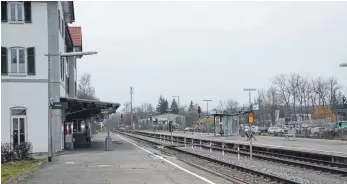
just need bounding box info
[60,97,120,150]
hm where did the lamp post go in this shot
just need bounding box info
[243,88,256,161]
[166,108,173,143]
[203,100,212,118]
[130,87,133,129]
[172,96,180,106]
[44,51,97,162]
[242,88,256,133]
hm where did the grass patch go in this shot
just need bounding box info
[1,159,46,183]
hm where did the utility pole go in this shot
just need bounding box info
[47,56,53,162]
[130,87,133,129]
[203,100,212,117]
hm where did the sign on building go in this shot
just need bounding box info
[51,102,68,109]
[251,104,259,111]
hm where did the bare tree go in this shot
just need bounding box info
[267,86,279,125]
[77,73,98,100]
[215,100,226,113]
[272,74,291,116]
[257,89,271,124]
[251,74,344,123]
[313,77,329,106]
[297,76,308,120]
[327,77,341,107]
[225,100,240,113]
[215,100,239,113]
[122,102,131,114]
[288,73,301,120]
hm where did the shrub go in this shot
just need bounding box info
[1,143,15,163]
[1,142,33,163]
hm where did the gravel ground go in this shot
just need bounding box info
[160,147,278,184]
[125,132,347,184]
[179,146,347,184]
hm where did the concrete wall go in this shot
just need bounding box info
[1,2,50,153]
[1,82,48,152]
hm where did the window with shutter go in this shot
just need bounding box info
[9,47,25,75]
[1,47,8,75]
[1,2,8,22]
[24,2,31,23]
[7,2,24,23]
[27,47,35,75]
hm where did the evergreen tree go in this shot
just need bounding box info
[156,96,168,114]
[164,99,169,112]
[170,99,179,114]
[188,100,194,111]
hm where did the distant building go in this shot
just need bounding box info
[152,113,186,126]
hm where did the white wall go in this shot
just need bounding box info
[58,2,68,98]
[1,82,48,152]
[1,2,48,80]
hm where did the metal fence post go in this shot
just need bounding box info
[222,143,225,156]
[210,141,212,153]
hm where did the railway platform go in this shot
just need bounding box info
[138,130,347,158]
[18,132,230,184]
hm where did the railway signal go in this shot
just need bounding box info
[198,106,201,118]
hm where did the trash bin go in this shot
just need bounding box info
[105,135,112,151]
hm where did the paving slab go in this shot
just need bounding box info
[139,131,347,157]
[18,132,231,184]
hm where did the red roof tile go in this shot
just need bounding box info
[68,26,82,47]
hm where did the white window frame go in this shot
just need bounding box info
[10,107,28,146]
[9,47,27,76]
[7,2,25,23]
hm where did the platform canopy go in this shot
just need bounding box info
[60,97,120,121]
[210,111,251,117]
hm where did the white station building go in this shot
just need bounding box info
[1,1,119,153]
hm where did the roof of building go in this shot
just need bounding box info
[68,26,82,48]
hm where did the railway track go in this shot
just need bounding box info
[133,131,347,176]
[116,130,300,184]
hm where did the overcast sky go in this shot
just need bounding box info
[72,1,347,109]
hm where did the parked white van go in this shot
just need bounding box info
[268,127,284,134]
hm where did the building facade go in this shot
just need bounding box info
[1,1,79,153]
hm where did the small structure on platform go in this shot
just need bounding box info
[60,97,120,150]
[151,113,186,130]
[211,110,251,137]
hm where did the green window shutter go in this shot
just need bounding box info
[1,1,7,22]
[27,47,35,75]
[1,47,8,75]
[24,2,32,23]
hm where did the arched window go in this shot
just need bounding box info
[10,106,27,145]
